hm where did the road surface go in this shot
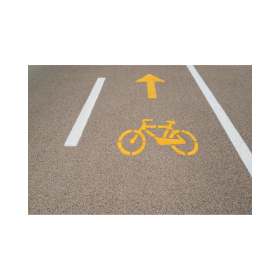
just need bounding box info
[28,65,252,214]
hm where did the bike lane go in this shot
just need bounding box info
[194,65,252,152]
[28,65,252,214]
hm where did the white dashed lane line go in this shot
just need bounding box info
[64,78,106,147]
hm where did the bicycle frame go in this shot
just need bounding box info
[130,119,186,145]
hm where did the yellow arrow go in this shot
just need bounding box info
[135,74,165,99]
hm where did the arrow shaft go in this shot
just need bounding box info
[147,81,157,99]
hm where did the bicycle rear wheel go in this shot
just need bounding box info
[118,130,146,156]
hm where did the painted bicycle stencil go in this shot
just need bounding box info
[118,119,198,156]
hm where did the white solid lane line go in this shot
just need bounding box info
[64,78,106,146]
[187,65,252,177]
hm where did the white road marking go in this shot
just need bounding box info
[187,65,252,176]
[64,78,106,146]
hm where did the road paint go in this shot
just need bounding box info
[64,78,105,146]
[118,119,198,156]
[187,65,252,176]
[118,129,146,156]
[135,74,165,99]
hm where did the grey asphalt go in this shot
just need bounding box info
[28,65,252,214]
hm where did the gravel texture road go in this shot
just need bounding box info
[28,65,252,214]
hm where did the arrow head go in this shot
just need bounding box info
[135,74,165,83]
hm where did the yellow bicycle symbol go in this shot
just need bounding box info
[118,119,198,156]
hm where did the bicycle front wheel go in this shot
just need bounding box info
[117,130,146,156]
[171,130,198,156]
